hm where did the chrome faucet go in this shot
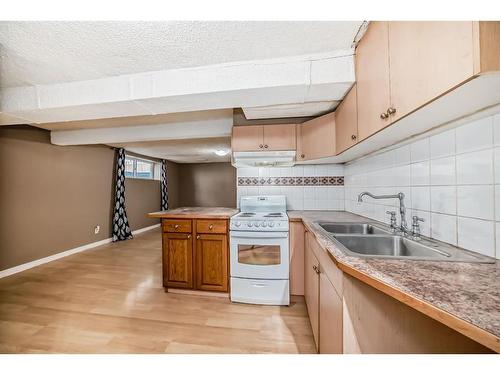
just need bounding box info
[357,192,409,234]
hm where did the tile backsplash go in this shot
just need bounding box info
[345,109,500,259]
[236,164,345,211]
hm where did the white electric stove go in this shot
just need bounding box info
[229,196,290,306]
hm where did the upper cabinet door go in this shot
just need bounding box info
[388,22,474,122]
[231,125,264,151]
[356,21,391,141]
[335,84,358,154]
[297,112,336,161]
[263,124,296,151]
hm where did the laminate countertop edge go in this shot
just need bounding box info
[290,212,500,353]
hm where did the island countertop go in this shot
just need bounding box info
[148,207,239,220]
[288,210,500,352]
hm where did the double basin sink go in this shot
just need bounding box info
[318,222,494,263]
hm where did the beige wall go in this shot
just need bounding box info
[0,126,170,271]
[177,162,236,208]
[165,161,180,209]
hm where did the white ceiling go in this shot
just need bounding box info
[0,21,362,88]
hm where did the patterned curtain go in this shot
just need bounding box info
[112,148,133,242]
[161,160,169,211]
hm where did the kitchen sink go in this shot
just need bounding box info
[319,222,391,235]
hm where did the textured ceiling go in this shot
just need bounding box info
[0,21,362,88]
[109,137,232,163]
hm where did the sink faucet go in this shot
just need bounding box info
[357,192,409,234]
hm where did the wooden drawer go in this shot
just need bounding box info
[162,219,192,233]
[196,219,227,234]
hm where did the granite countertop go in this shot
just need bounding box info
[288,210,500,351]
[148,207,239,219]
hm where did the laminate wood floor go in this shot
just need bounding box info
[0,228,316,353]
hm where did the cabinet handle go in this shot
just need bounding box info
[187,234,191,239]
[387,107,397,115]
[380,112,389,120]
[300,154,305,159]
[264,144,269,148]
[174,224,180,229]
[196,235,200,239]
[351,134,357,141]
[259,144,264,148]
[209,224,213,230]
[312,265,320,274]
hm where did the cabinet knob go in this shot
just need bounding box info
[259,144,264,148]
[174,224,180,229]
[264,144,268,148]
[313,265,320,274]
[380,112,389,120]
[187,234,191,239]
[387,107,397,115]
[196,235,200,239]
[300,154,305,159]
[209,224,213,230]
[351,134,357,141]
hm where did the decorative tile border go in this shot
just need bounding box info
[237,176,344,186]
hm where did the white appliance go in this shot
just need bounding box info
[232,150,296,168]
[230,195,290,306]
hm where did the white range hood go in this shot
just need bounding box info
[232,151,296,168]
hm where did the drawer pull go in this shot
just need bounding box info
[196,235,200,239]
[187,234,191,239]
[313,265,321,274]
[174,224,180,229]
[209,224,214,230]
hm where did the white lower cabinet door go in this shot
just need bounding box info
[319,272,343,354]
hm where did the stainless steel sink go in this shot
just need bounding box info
[333,235,451,259]
[318,222,391,235]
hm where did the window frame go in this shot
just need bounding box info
[124,155,158,180]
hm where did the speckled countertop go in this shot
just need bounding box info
[288,210,500,350]
[148,207,239,219]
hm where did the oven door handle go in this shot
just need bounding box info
[229,231,288,239]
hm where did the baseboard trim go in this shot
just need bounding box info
[0,223,161,279]
[132,223,160,235]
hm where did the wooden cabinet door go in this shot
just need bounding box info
[231,125,264,151]
[356,21,391,141]
[297,112,335,161]
[335,84,358,154]
[163,233,193,289]
[304,233,320,351]
[388,21,474,122]
[195,234,228,292]
[263,124,296,150]
[319,272,343,354]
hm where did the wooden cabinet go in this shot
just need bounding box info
[231,124,296,152]
[355,21,391,142]
[163,232,193,289]
[297,112,336,161]
[388,22,474,122]
[335,84,358,154]
[304,232,320,351]
[195,233,228,292]
[319,272,343,354]
[162,218,229,292]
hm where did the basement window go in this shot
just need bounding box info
[124,155,156,180]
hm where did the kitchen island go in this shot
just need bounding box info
[148,207,238,293]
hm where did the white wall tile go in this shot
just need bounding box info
[430,186,457,215]
[495,185,500,221]
[431,213,457,246]
[496,223,500,260]
[430,129,455,159]
[494,148,500,184]
[410,161,430,186]
[456,149,494,185]
[411,186,430,211]
[394,145,411,166]
[457,185,494,220]
[457,217,495,257]
[410,138,430,162]
[494,114,500,146]
[455,116,493,154]
[430,156,455,185]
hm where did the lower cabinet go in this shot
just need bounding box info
[195,233,228,292]
[304,231,343,354]
[162,219,229,292]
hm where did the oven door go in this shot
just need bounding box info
[230,231,289,280]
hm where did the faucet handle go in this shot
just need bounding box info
[412,215,424,223]
[386,210,396,216]
[386,211,397,229]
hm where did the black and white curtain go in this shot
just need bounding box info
[112,148,133,242]
[161,160,169,211]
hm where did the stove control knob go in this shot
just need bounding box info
[262,221,267,227]
[269,222,275,227]
[234,221,241,227]
[247,222,253,227]
[254,222,260,227]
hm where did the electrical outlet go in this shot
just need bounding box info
[94,225,100,234]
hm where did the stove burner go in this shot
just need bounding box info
[238,212,255,217]
[264,212,284,218]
